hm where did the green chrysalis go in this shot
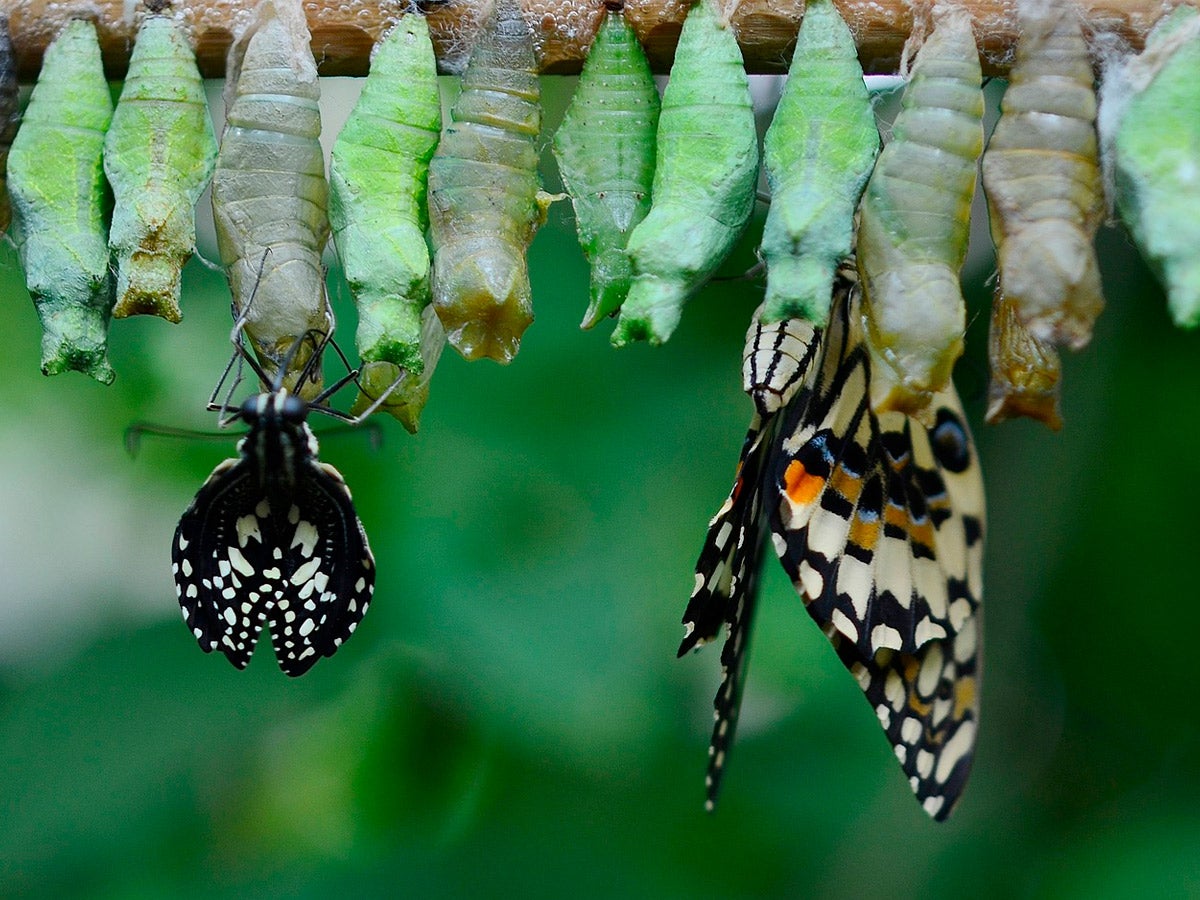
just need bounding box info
[1102,5,1200,328]
[329,14,442,423]
[7,19,116,384]
[211,0,330,398]
[552,3,660,329]
[986,292,1063,430]
[612,0,758,347]
[0,15,19,235]
[856,7,983,421]
[982,0,1103,352]
[350,306,446,434]
[427,0,546,364]
[758,0,879,325]
[104,11,218,324]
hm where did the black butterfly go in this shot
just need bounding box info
[170,323,396,676]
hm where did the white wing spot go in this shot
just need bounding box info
[235,514,262,547]
[291,520,319,557]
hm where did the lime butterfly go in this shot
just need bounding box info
[682,275,985,821]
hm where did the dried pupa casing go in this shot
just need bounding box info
[329,15,442,396]
[982,0,1103,351]
[104,12,218,324]
[552,3,660,329]
[759,0,878,325]
[427,0,546,364]
[1102,5,1200,328]
[986,292,1063,430]
[350,305,447,434]
[0,15,19,235]
[212,0,330,398]
[7,20,116,384]
[856,7,983,421]
[611,0,758,347]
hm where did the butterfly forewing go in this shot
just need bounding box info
[681,414,777,807]
[684,313,823,806]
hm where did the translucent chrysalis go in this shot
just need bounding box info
[855,7,983,421]
[211,0,331,398]
[982,0,1103,353]
[612,0,758,347]
[329,15,442,425]
[1101,5,1200,328]
[759,0,879,325]
[986,293,1063,430]
[0,15,19,235]
[7,19,116,384]
[552,2,660,329]
[427,0,546,364]
[105,10,218,323]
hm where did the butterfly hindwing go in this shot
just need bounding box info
[767,290,985,819]
[173,457,277,670]
[269,461,375,677]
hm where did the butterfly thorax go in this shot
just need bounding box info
[235,390,317,517]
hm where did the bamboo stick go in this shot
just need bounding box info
[4,0,1181,80]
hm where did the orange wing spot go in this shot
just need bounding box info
[784,460,825,507]
[884,503,910,530]
[953,676,977,719]
[909,518,936,552]
[828,466,864,505]
[899,655,933,716]
[848,514,880,551]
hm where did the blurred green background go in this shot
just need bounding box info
[2,75,1200,898]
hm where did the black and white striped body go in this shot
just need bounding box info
[172,390,374,676]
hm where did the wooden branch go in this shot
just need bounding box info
[5,0,1188,81]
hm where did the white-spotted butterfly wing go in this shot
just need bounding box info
[684,281,984,821]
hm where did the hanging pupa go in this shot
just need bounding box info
[612,0,758,347]
[855,7,983,421]
[105,8,218,323]
[427,0,547,364]
[350,306,447,434]
[982,0,1104,353]
[211,0,331,398]
[7,19,116,384]
[0,14,19,235]
[1100,5,1200,328]
[329,14,442,423]
[759,0,879,326]
[552,2,660,329]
